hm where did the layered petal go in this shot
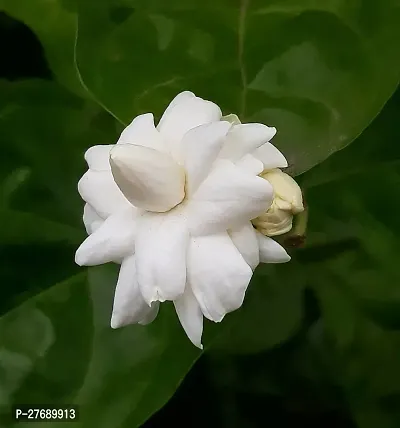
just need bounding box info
[256,231,291,263]
[75,207,138,266]
[219,123,276,161]
[188,233,252,322]
[228,222,259,270]
[135,209,188,304]
[174,285,203,349]
[181,121,231,195]
[253,142,288,170]
[188,160,274,235]
[83,203,103,234]
[84,145,114,171]
[78,170,131,218]
[117,113,165,152]
[111,255,159,328]
[235,154,264,175]
[110,144,185,212]
[157,92,222,160]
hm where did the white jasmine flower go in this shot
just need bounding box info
[252,169,304,237]
[75,91,292,348]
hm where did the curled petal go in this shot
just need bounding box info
[188,160,273,235]
[174,285,204,349]
[84,145,114,171]
[188,233,252,322]
[78,170,131,218]
[219,123,276,161]
[110,144,185,212]
[181,121,231,195]
[111,255,159,328]
[138,303,160,325]
[135,209,188,304]
[83,203,103,234]
[117,113,166,152]
[235,154,264,175]
[253,142,288,170]
[75,207,138,266]
[229,222,259,270]
[157,93,222,161]
[256,231,291,263]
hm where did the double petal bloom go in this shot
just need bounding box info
[76,91,296,348]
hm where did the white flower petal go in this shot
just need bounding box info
[75,207,137,266]
[83,203,103,234]
[188,233,252,322]
[110,144,185,212]
[253,142,288,170]
[235,154,264,175]
[135,209,188,304]
[84,145,114,171]
[181,121,231,195]
[188,160,274,235]
[157,94,222,160]
[163,91,196,112]
[117,113,165,152]
[256,231,291,263]
[78,170,131,218]
[111,255,158,328]
[138,303,160,325]
[228,222,259,270]
[219,123,276,161]
[174,285,203,349]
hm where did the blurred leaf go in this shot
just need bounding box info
[0,0,83,95]
[0,265,201,428]
[313,278,356,350]
[294,139,400,425]
[0,79,119,313]
[0,210,83,246]
[0,79,118,224]
[0,167,30,207]
[75,0,400,174]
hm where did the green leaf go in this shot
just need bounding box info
[0,265,201,428]
[292,134,400,424]
[75,0,400,174]
[0,210,84,246]
[303,87,400,189]
[0,0,83,95]
[0,79,118,224]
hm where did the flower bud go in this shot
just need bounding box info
[252,169,304,236]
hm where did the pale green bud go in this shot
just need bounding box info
[252,169,304,237]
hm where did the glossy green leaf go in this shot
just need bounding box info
[303,87,400,189]
[75,0,400,174]
[0,265,201,428]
